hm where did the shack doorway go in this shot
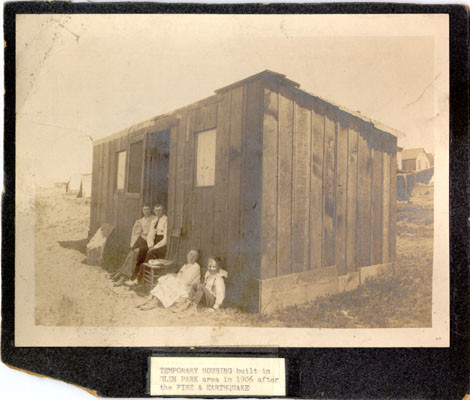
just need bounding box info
[144,129,170,211]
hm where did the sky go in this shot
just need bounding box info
[15,14,448,186]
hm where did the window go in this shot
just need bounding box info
[128,141,144,193]
[196,129,216,186]
[116,151,126,190]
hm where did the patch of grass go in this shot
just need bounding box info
[254,184,433,328]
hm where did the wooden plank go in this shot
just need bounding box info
[335,121,348,275]
[277,89,293,276]
[322,110,336,268]
[360,262,394,283]
[167,126,178,234]
[213,92,230,262]
[106,139,116,222]
[382,152,390,263]
[174,118,186,231]
[191,186,203,256]
[200,188,215,261]
[137,133,146,200]
[116,193,126,247]
[338,271,360,293]
[370,148,383,265]
[112,139,120,228]
[260,86,278,279]
[190,117,202,256]
[100,142,108,224]
[90,144,101,234]
[204,102,218,130]
[197,101,219,263]
[389,151,397,262]
[346,128,358,273]
[124,197,141,243]
[261,265,338,293]
[194,107,205,132]
[241,81,263,280]
[259,266,338,314]
[181,110,195,263]
[142,133,151,205]
[121,134,128,152]
[292,100,311,273]
[309,106,324,270]
[356,128,372,268]
[226,86,244,274]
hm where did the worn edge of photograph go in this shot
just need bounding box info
[3,1,468,398]
[14,10,449,347]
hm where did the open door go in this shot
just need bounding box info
[143,129,170,209]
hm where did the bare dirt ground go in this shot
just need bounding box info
[35,183,433,328]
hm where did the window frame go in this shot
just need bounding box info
[194,128,217,188]
[115,150,127,192]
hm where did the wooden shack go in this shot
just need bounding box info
[90,70,398,313]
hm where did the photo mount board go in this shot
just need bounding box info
[2,2,469,398]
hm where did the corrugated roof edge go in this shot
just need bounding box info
[94,70,404,145]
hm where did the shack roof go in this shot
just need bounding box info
[94,70,404,146]
[401,148,427,161]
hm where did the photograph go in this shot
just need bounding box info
[14,12,449,347]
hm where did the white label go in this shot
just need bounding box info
[150,357,286,396]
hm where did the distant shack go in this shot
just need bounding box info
[54,181,68,193]
[90,70,399,313]
[77,173,92,198]
[67,173,82,193]
[397,148,434,200]
[67,173,92,198]
[400,148,431,172]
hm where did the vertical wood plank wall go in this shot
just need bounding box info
[260,85,279,279]
[89,77,397,300]
[170,82,263,307]
[91,131,143,248]
[88,85,263,306]
[260,84,397,279]
[240,81,263,305]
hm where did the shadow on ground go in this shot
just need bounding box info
[58,238,88,255]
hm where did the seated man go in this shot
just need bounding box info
[137,249,201,310]
[112,204,156,286]
[175,256,227,312]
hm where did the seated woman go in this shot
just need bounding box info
[137,249,200,311]
[114,204,167,286]
[112,204,156,286]
[174,256,227,312]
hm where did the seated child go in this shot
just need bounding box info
[137,249,200,311]
[175,256,227,312]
